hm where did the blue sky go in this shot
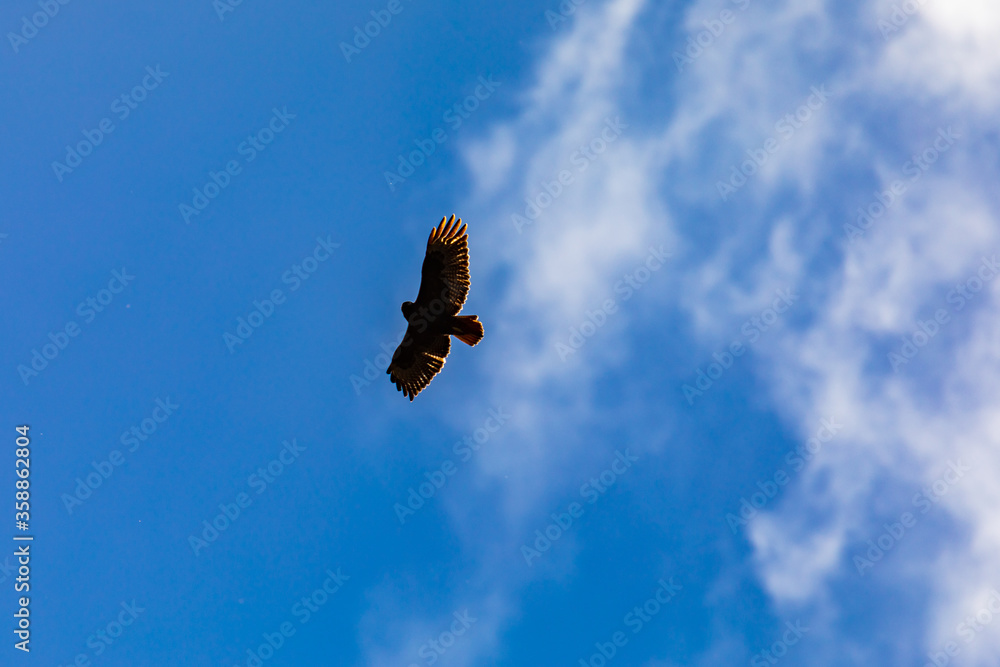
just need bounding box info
[3,0,1000,665]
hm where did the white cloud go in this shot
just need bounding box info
[362,0,1000,662]
[686,0,1000,661]
[876,0,1000,113]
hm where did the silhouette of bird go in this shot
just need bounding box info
[387,215,484,400]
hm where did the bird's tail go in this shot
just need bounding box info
[450,315,484,346]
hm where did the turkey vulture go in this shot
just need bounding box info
[387,215,484,400]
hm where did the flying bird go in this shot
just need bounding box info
[387,215,484,400]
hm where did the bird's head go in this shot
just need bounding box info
[401,301,416,319]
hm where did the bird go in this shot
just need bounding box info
[387,215,484,400]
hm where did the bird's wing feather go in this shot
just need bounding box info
[414,215,470,314]
[386,328,452,401]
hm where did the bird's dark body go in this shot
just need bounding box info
[386,215,484,400]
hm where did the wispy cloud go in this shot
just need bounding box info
[361,0,1000,662]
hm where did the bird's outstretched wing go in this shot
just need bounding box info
[415,215,470,314]
[386,330,451,401]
